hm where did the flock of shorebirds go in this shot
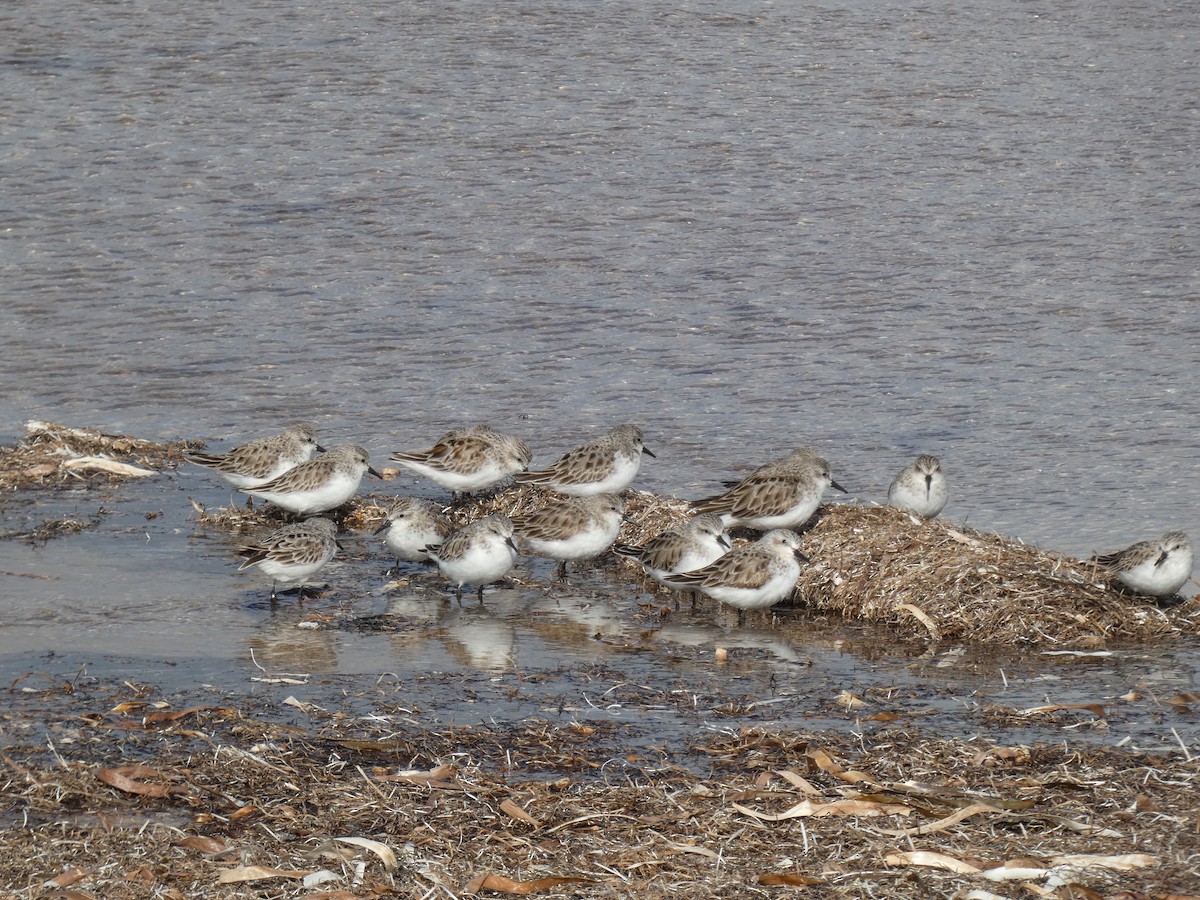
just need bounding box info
[187,422,1195,624]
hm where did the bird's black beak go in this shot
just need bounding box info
[506,537,519,553]
[642,447,657,458]
[315,444,328,453]
[373,519,391,535]
[368,466,384,479]
[1155,551,1169,568]
[830,479,848,494]
[795,550,812,563]
[718,534,732,550]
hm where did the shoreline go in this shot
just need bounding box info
[6,420,1197,646]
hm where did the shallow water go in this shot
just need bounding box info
[2,476,1197,759]
[2,0,1198,754]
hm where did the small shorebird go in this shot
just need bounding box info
[237,517,338,601]
[426,514,519,602]
[240,445,381,516]
[887,455,948,518]
[613,512,730,605]
[513,493,626,579]
[666,529,809,626]
[390,425,532,499]
[515,424,653,496]
[187,423,322,489]
[375,497,456,563]
[1092,531,1194,598]
[694,449,846,531]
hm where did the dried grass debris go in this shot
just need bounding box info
[0,420,198,490]
[2,698,1197,900]
[791,504,1200,644]
[0,514,99,543]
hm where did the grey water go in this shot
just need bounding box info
[2,0,1198,754]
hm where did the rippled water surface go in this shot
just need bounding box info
[2,0,1197,750]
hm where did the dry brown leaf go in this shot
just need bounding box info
[943,528,979,545]
[96,765,184,798]
[61,456,154,477]
[806,749,873,784]
[972,746,1030,766]
[109,701,148,714]
[895,602,941,640]
[772,770,822,796]
[1049,853,1157,871]
[462,873,593,895]
[300,892,360,900]
[1020,703,1106,718]
[865,785,1032,813]
[884,850,981,874]
[375,763,460,788]
[45,868,90,888]
[669,844,719,859]
[876,802,998,836]
[1166,692,1200,709]
[143,705,231,724]
[758,873,826,886]
[216,865,313,884]
[39,893,98,900]
[499,799,541,828]
[837,690,868,710]
[334,836,398,870]
[1036,813,1122,838]
[644,832,720,858]
[177,836,227,854]
[731,789,802,803]
[733,798,910,821]
[978,866,1054,883]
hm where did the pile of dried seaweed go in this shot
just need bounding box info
[0,420,199,489]
[791,504,1200,645]
[2,679,1197,899]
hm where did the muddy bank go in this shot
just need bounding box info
[4,670,1200,899]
